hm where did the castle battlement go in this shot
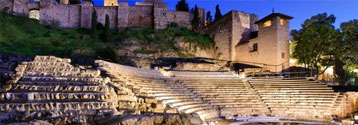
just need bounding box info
[0,0,205,30]
[0,0,293,71]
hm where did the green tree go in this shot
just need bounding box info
[206,11,213,23]
[214,4,222,21]
[341,20,358,65]
[192,5,200,29]
[104,14,110,42]
[96,46,118,62]
[291,13,343,79]
[69,0,80,4]
[91,10,97,34]
[175,0,189,12]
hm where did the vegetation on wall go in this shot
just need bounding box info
[91,10,97,34]
[114,26,214,55]
[175,0,189,12]
[206,11,213,23]
[215,4,222,21]
[191,5,200,30]
[103,14,110,42]
[0,12,214,64]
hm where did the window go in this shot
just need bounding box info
[251,43,258,52]
[282,52,285,58]
[280,19,286,25]
[264,20,271,27]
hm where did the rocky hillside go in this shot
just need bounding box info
[0,12,218,67]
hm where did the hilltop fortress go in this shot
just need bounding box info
[0,0,292,72]
[0,0,205,30]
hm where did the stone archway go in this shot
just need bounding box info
[29,9,40,20]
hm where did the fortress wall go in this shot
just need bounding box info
[39,2,80,28]
[80,1,93,29]
[28,2,40,10]
[167,11,193,28]
[54,4,71,27]
[39,1,56,25]
[95,6,118,29]
[117,2,129,30]
[0,0,13,12]
[68,5,80,28]
[203,12,234,60]
[13,0,29,16]
[198,8,205,27]
[128,5,153,28]
[153,4,168,30]
[5,0,196,30]
[231,11,256,61]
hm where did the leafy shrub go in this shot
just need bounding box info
[168,23,179,28]
[96,46,118,62]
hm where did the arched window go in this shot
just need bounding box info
[29,10,40,20]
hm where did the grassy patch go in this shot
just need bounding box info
[0,12,215,63]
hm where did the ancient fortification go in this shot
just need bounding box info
[0,0,204,30]
[1,0,289,71]
[2,1,357,124]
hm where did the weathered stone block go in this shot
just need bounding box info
[145,97,157,104]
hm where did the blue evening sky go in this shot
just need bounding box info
[65,0,358,30]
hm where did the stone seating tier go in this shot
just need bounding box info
[94,60,344,122]
[0,56,121,124]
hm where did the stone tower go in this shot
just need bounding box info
[104,0,118,6]
[235,13,293,72]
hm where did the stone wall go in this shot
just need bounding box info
[167,11,193,29]
[203,11,257,61]
[0,56,181,124]
[2,0,201,30]
[0,0,14,13]
[95,6,117,29]
[128,5,153,28]
[334,92,358,119]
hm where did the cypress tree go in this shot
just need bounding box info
[215,4,222,21]
[192,5,200,29]
[206,11,212,23]
[69,0,80,4]
[104,14,110,42]
[91,10,97,34]
[175,0,189,11]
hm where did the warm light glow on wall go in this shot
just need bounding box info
[239,73,246,79]
[326,66,334,75]
[264,20,272,27]
[280,19,286,25]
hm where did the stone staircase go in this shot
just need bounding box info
[177,78,269,119]
[0,56,117,124]
[96,61,221,121]
[95,60,348,122]
[247,78,341,121]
